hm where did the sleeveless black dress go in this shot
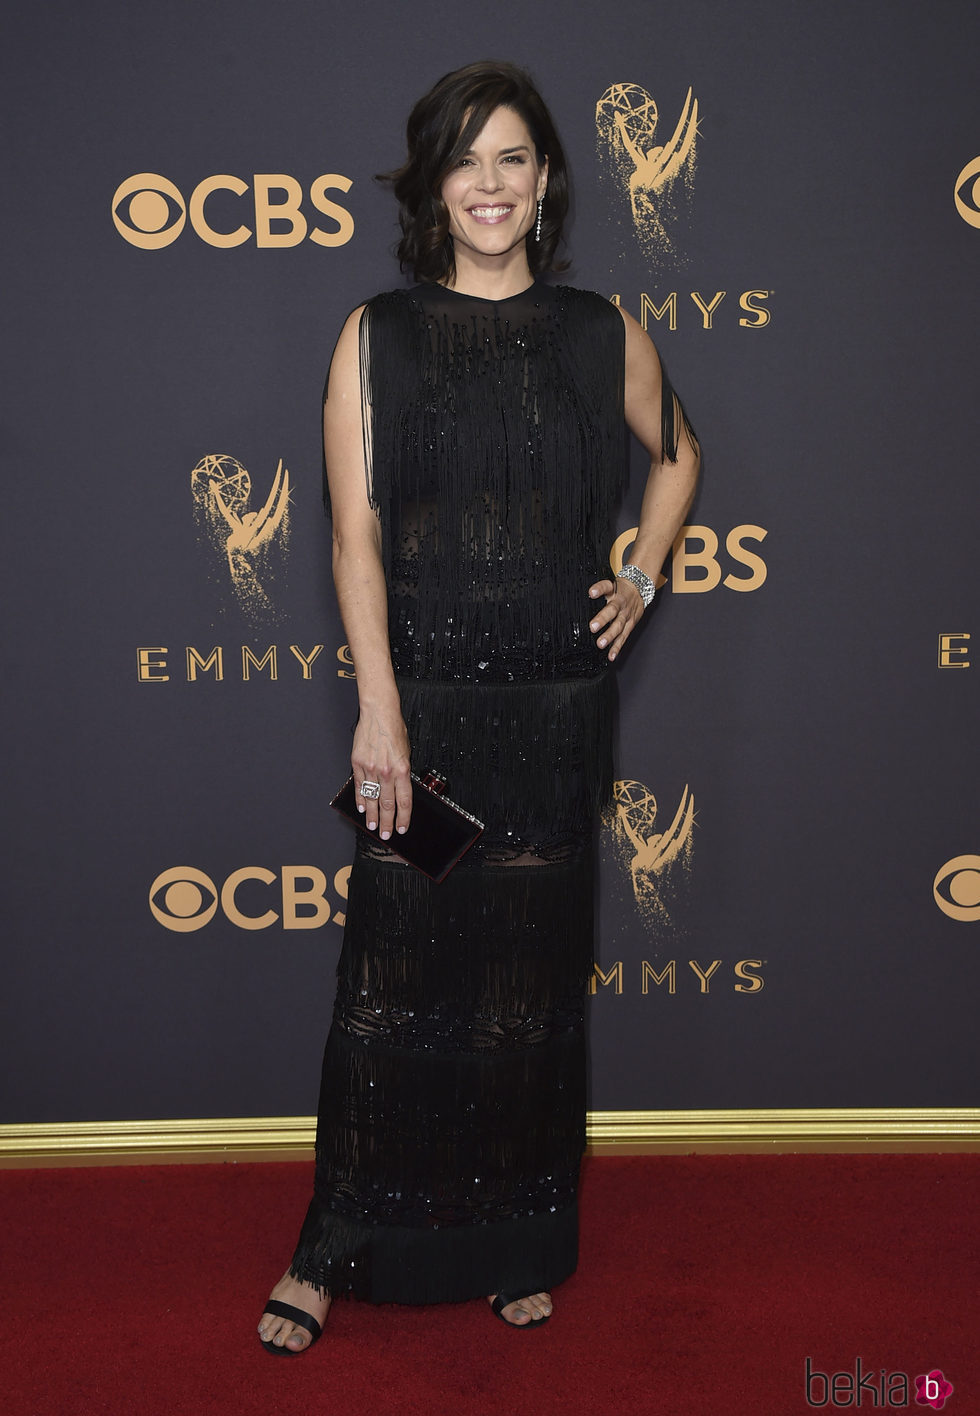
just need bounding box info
[289,280,686,1304]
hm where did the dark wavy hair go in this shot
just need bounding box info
[378,60,570,284]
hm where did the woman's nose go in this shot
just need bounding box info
[476,164,503,192]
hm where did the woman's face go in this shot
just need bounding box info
[440,106,548,268]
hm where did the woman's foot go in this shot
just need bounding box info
[258,1271,332,1352]
[487,1290,553,1325]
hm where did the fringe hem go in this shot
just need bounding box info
[289,1192,580,1305]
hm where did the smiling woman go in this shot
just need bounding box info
[257,59,700,1353]
[380,60,570,290]
[438,107,548,276]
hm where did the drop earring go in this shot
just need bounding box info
[535,197,543,243]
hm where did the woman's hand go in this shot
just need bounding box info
[352,706,412,839]
[588,576,646,662]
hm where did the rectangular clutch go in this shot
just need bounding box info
[330,769,484,882]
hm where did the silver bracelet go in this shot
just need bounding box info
[616,562,656,608]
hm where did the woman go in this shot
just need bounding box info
[258,60,699,1350]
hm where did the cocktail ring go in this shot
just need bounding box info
[359,780,381,800]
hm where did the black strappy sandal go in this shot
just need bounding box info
[490,1289,552,1328]
[259,1298,324,1355]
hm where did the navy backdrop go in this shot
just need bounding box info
[3,0,977,1125]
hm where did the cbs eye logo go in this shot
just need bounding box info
[112,171,355,250]
[954,157,980,229]
[149,867,218,931]
[933,855,980,922]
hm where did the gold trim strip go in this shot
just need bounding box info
[1,1109,978,1167]
[0,1117,315,1167]
[586,1108,980,1154]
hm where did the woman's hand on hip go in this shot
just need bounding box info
[588,577,645,662]
[352,707,412,839]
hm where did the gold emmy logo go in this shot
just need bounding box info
[933,855,980,922]
[596,83,699,263]
[954,156,980,228]
[191,454,290,621]
[605,778,694,924]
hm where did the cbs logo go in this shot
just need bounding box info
[112,172,354,250]
[611,523,767,593]
[933,855,980,922]
[954,156,980,229]
[149,864,350,932]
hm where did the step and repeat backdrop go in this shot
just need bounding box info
[3,0,977,1125]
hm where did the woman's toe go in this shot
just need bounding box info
[259,1313,301,1348]
[488,1291,552,1324]
[503,1301,532,1324]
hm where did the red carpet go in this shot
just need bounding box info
[2,1154,976,1415]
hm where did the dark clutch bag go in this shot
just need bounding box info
[330,769,484,882]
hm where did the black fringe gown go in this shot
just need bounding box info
[289,280,683,1305]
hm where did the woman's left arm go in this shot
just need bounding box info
[588,305,701,662]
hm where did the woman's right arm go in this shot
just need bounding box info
[324,305,412,840]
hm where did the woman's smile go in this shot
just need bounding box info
[467,203,516,224]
